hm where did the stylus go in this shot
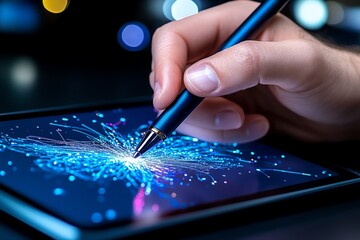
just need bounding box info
[133,0,290,158]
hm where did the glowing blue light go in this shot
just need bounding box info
[53,188,65,196]
[0,108,323,209]
[343,7,360,31]
[91,212,103,223]
[0,1,39,33]
[117,22,150,51]
[163,0,174,20]
[105,209,117,220]
[98,188,106,194]
[293,0,328,30]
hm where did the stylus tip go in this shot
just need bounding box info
[132,151,141,159]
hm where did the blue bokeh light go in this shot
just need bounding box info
[117,21,150,52]
[0,1,39,33]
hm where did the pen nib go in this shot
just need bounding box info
[132,151,141,159]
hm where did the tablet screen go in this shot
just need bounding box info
[0,102,349,233]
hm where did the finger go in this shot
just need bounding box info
[176,114,269,144]
[151,1,267,110]
[183,39,324,97]
[184,97,245,130]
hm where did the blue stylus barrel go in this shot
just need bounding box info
[219,0,288,51]
[152,0,289,137]
[152,90,203,135]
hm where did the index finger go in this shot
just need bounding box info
[151,0,262,110]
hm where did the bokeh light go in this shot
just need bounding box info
[293,0,328,30]
[42,0,69,14]
[343,6,360,32]
[163,0,174,21]
[326,1,345,25]
[171,0,199,20]
[117,22,150,51]
[0,1,39,33]
[10,57,37,92]
[163,0,200,21]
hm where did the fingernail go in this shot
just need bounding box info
[247,120,269,138]
[153,81,161,100]
[215,111,241,129]
[186,64,219,93]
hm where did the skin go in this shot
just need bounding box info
[149,0,360,144]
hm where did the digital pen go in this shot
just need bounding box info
[133,0,290,158]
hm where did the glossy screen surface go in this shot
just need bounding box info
[0,104,338,227]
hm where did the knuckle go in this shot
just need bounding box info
[234,42,260,74]
[231,41,261,86]
[152,23,175,47]
[301,41,323,66]
[298,40,325,81]
[234,42,254,63]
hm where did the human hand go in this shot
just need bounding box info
[150,0,360,143]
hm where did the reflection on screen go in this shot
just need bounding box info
[0,105,337,227]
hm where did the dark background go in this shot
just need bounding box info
[0,0,359,114]
[0,0,227,113]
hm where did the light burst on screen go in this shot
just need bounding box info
[0,119,255,193]
[0,107,334,223]
[0,110,319,191]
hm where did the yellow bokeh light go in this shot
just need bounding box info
[43,0,69,14]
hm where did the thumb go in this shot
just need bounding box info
[183,40,324,97]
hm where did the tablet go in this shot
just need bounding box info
[1,100,360,239]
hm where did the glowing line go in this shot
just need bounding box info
[256,168,312,176]
[0,116,315,196]
[56,128,67,145]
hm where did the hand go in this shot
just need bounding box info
[150,0,360,143]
